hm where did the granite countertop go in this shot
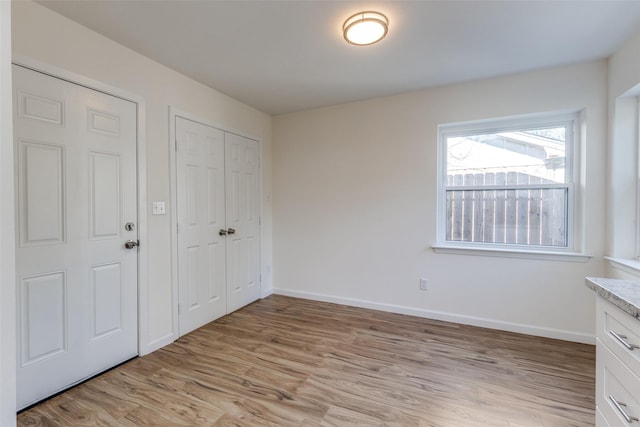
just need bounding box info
[586,277,640,320]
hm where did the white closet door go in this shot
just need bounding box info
[225,133,261,313]
[14,65,138,409]
[175,118,261,335]
[176,117,227,336]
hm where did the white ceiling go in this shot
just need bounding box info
[37,0,640,116]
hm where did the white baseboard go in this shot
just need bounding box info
[273,288,595,345]
[140,332,176,356]
[141,288,274,357]
[261,287,274,299]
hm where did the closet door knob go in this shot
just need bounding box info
[219,229,228,236]
[227,228,236,235]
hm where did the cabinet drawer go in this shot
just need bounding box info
[597,407,613,427]
[597,298,640,378]
[596,343,640,426]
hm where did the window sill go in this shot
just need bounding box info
[605,257,640,276]
[432,244,592,262]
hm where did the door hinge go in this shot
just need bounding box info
[177,303,182,315]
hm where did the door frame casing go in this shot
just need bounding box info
[11,55,150,355]
[1,2,16,424]
[168,106,262,339]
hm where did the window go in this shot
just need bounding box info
[437,112,579,252]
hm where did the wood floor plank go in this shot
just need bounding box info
[18,295,595,426]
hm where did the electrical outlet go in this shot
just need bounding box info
[420,278,428,290]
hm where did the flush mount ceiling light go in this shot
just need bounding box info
[343,11,389,46]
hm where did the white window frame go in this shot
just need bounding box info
[434,111,586,260]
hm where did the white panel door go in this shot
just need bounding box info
[176,117,227,336]
[13,65,138,409]
[175,119,260,335]
[225,133,261,313]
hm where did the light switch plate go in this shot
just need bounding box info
[152,201,166,215]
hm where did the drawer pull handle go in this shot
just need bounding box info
[610,330,640,351]
[609,396,639,423]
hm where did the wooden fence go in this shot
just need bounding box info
[446,172,567,247]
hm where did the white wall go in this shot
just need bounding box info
[606,26,640,280]
[11,1,274,353]
[273,61,608,343]
[609,28,640,100]
[1,1,16,425]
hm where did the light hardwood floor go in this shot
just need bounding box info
[18,295,595,426]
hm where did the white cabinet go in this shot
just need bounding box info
[596,298,640,426]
